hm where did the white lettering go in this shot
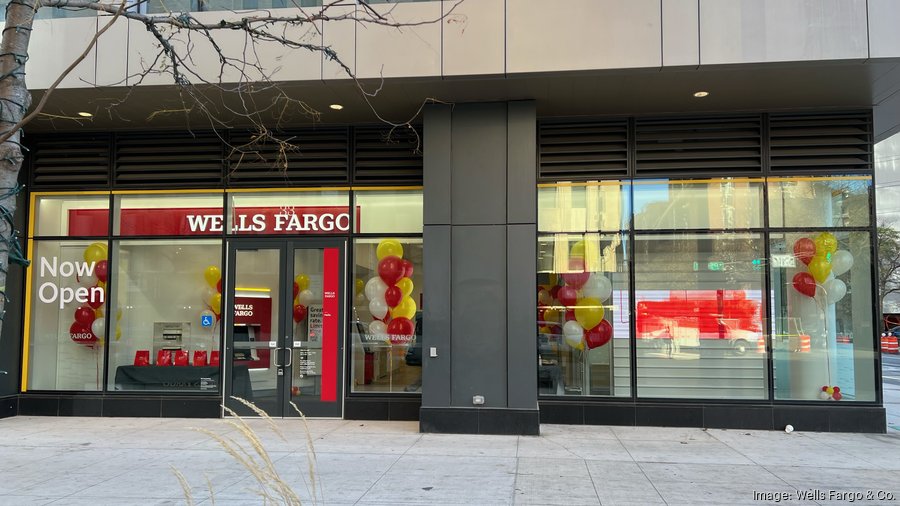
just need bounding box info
[335,213,350,231]
[319,214,335,231]
[251,214,266,232]
[40,256,57,277]
[38,282,58,304]
[89,286,104,305]
[286,213,303,232]
[75,261,95,278]
[274,214,288,231]
[59,262,74,277]
[302,214,316,231]
[187,214,213,232]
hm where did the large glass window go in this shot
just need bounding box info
[350,237,423,393]
[114,193,224,236]
[537,233,631,397]
[633,178,764,230]
[107,240,223,392]
[354,189,423,234]
[538,182,630,232]
[768,176,871,228]
[770,232,876,401]
[634,233,767,399]
[27,240,109,391]
[33,194,109,237]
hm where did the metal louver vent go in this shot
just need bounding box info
[769,112,872,172]
[228,128,349,186]
[114,132,224,187]
[539,120,628,179]
[353,126,423,184]
[29,134,111,189]
[634,116,762,175]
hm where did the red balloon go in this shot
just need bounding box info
[385,285,403,308]
[833,386,840,393]
[293,304,307,323]
[217,278,222,294]
[95,260,108,283]
[549,285,561,301]
[793,238,816,265]
[87,286,105,309]
[561,259,590,290]
[74,306,96,325]
[69,322,97,345]
[378,256,405,285]
[387,317,415,344]
[401,259,414,278]
[832,391,842,401]
[558,286,578,307]
[585,320,613,349]
[537,305,547,321]
[792,272,817,297]
[565,309,576,321]
[293,281,299,299]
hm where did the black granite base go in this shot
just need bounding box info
[0,395,17,418]
[18,394,221,418]
[419,407,540,435]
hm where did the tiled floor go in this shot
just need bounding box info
[0,416,899,505]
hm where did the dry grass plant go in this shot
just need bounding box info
[173,396,322,505]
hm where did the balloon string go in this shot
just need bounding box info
[815,287,832,386]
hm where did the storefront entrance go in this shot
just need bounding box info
[224,239,345,418]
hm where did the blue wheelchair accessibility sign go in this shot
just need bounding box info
[201,315,214,328]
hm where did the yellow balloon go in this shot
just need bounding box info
[98,281,106,290]
[574,339,585,351]
[544,308,561,322]
[295,274,310,292]
[116,308,122,321]
[826,386,835,395]
[574,297,604,330]
[115,327,122,341]
[548,273,559,286]
[94,308,104,318]
[808,256,831,283]
[204,265,221,288]
[83,243,107,263]
[396,277,414,298]
[814,232,838,255]
[376,239,404,261]
[391,295,417,320]
[570,240,585,259]
[355,278,365,296]
[209,293,222,315]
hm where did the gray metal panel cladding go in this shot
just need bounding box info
[422,224,452,408]
[450,103,508,226]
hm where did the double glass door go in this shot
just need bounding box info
[224,239,345,418]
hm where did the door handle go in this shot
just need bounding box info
[273,348,282,367]
[284,349,292,368]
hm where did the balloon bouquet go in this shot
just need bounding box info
[790,232,854,401]
[364,239,416,345]
[200,265,222,325]
[70,242,120,346]
[539,240,614,350]
[293,273,313,324]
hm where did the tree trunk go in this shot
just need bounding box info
[0,0,36,327]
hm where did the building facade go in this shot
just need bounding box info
[2,0,898,434]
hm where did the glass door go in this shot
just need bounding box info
[225,239,345,418]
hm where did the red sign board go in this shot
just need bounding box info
[321,247,339,403]
[68,206,360,236]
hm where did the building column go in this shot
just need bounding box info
[420,102,539,435]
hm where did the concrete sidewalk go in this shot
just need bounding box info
[1,416,899,506]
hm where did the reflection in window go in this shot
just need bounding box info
[634,233,767,399]
[28,240,109,391]
[633,178,764,230]
[538,182,629,232]
[107,240,223,392]
[114,193,224,236]
[770,232,876,401]
[33,194,109,237]
[768,176,871,228]
[351,238,423,393]
[354,189,423,234]
[537,233,631,397]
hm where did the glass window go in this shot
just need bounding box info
[633,178,764,230]
[107,240,223,392]
[27,240,109,391]
[227,190,350,235]
[350,238,422,393]
[33,194,109,237]
[634,233,767,400]
[537,233,631,397]
[114,193,224,236]
[770,232,876,401]
[538,182,629,233]
[354,189,423,234]
[768,176,872,228]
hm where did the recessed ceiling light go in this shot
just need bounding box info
[77,111,93,117]
[693,91,710,98]
[329,104,344,111]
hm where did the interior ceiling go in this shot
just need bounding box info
[26,60,898,134]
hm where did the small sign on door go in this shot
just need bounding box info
[201,314,214,328]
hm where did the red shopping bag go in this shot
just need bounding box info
[134,350,150,367]
[209,350,220,366]
[174,350,189,366]
[193,350,208,367]
[156,349,172,366]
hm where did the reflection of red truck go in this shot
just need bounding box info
[636,290,762,351]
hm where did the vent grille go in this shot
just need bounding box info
[114,132,224,187]
[769,112,872,172]
[634,116,763,175]
[539,120,628,179]
[227,128,349,186]
[29,134,111,189]
[353,126,423,184]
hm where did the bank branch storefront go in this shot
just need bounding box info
[22,188,424,419]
